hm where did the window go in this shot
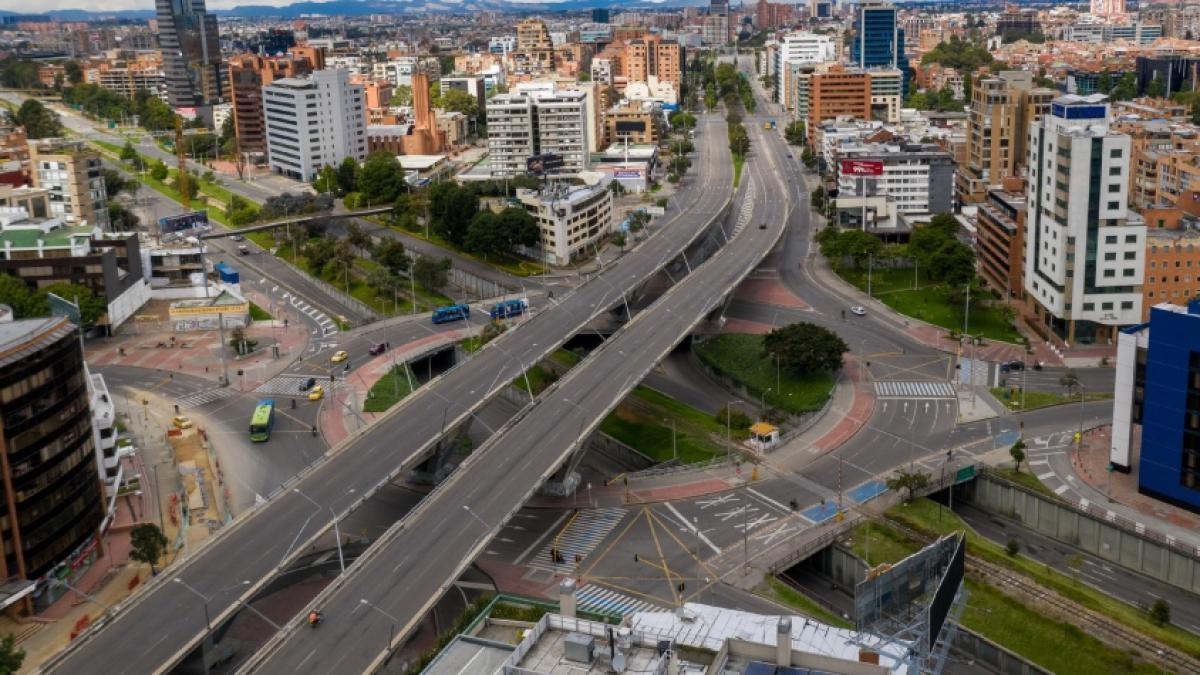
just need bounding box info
[1124,251,1137,260]
[1122,301,1134,310]
[1107,201,1120,210]
[1126,235,1137,244]
[1108,184,1120,193]
[1110,148,1123,158]
[1083,302,1095,311]
[1109,166,1121,176]
[1104,269,1116,277]
[1105,252,1116,261]
[1106,235,1118,244]
[1123,269,1135,277]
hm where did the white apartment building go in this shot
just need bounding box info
[486,83,590,177]
[263,69,367,182]
[517,177,614,265]
[489,36,517,54]
[775,32,836,105]
[591,57,613,85]
[373,57,419,87]
[1024,94,1145,346]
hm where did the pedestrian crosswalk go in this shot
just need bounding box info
[732,177,756,236]
[174,387,238,409]
[575,584,661,618]
[254,375,327,396]
[528,507,626,574]
[874,380,957,399]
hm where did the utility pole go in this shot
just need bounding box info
[215,312,229,387]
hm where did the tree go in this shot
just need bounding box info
[0,273,41,318]
[496,207,539,248]
[390,84,413,107]
[1149,598,1171,626]
[1066,553,1083,583]
[931,239,976,288]
[100,168,130,198]
[41,282,105,328]
[0,634,25,674]
[810,185,826,209]
[129,523,168,575]
[345,221,373,257]
[728,123,750,156]
[312,164,338,195]
[304,236,338,272]
[372,238,410,275]
[7,99,62,139]
[1111,73,1136,101]
[63,60,83,85]
[149,160,168,181]
[427,181,478,244]
[336,156,360,195]
[762,322,849,375]
[464,211,504,256]
[357,151,403,204]
[1009,439,1026,473]
[886,468,929,503]
[108,201,139,230]
[439,89,479,118]
[1059,370,1081,398]
[412,255,451,292]
[1147,74,1166,99]
[784,120,806,145]
[331,239,356,286]
[838,229,884,270]
[120,140,140,164]
[1006,536,1020,556]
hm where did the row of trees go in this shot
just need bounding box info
[815,213,975,291]
[61,84,178,132]
[4,99,62,139]
[0,275,106,328]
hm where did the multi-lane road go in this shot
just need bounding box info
[46,109,736,675]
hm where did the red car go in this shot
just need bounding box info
[368,342,390,356]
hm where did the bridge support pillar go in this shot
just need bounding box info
[540,441,587,497]
[407,420,474,485]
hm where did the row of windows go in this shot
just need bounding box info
[1080,300,1135,312]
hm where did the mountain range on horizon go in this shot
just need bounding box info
[0,0,718,21]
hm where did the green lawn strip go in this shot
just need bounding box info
[837,267,1022,344]
[630,386,747,439]
[248,302,272,321]
[694,333,834,414]
[989,467,1061,500]
[513,364,557,394]
[885,499,1200,660]
[961,580,1162,675]
[733,155,745,187]
[758,577,852,629]
[989,387,1115,412]
[598,385,730,464]
[855,515,1171,674]
[549,348,583,367]
[362,363,417,413]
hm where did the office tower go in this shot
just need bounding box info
[227,52,315,156]
[851,1,909,97]
[263,69,366,181]
[592,8,610,24]
[156,0,223,110]
[956,71,1054,205]
[1024,95,1145,346]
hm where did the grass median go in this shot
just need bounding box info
[989,387,1114,412]
[837,267,1022,344]
[694,333,834,415]
[363,363,418,413]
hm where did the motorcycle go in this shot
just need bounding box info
[308,611,323,627]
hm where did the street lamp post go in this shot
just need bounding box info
[293,488,350,574]
[462,504,489,530]
[760,387,772,419]
[358,598,398,655]
[173,578,212,632]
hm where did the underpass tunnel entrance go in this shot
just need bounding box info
[409,346,457,385]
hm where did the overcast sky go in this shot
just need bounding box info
[26,0,580,12]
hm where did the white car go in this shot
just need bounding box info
[850,305,866,316]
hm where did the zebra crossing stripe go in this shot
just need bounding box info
[528,508,624,573]
[575,584,660,617]
[174,388,236,409]
[874,381,956,398]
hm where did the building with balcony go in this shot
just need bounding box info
[0,317,105,610]
[227,51,316,157]
[956,71,1053,206]
[263,69,366,181]
[486,83,590,177]
[29,139,108,231]
[975,178,1027,300]
[1141,227,1200,318]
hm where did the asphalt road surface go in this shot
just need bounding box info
[47,110,735,674]
[247,87,777,674]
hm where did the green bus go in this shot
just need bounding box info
[249,399,275,442]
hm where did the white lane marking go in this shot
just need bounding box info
[662,502,722,555]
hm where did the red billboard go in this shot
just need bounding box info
[840,159,884,177]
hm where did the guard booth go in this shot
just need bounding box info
[748,421,780,452]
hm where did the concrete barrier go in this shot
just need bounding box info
[963,470,1200,594]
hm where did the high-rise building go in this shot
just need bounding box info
[486,83,590,176]
[956,71,1054,205]
[1110,300,1200,513]
[0,316,106,605]
[704,0,731,46]
[156,0,223,111]
[227,51,316,157]
[1091,0,1126,18]
[29,139,108,230]
[775,33,837,106]
[592,8,610,24]
[1024,95,1145,345]
[263,69,366,181]
[851,1,909,97]
[515,19,556,74]
[806,66,872,144]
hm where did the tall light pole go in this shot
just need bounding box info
[760,387,772,419]
[173,577,212,632]
[664,417,676,463]
[726,399,743,465]
[357,598,398,655]
[462,504,489,530]
[293,488,349,575]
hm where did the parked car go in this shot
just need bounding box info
[850,305,866,316]
[300,377,317,392]
[369,342,390,356]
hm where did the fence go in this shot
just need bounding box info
[965,468,1200,594]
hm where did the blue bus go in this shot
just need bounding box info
[432,303,471,324]
[489,298,529,320]
[249,399,275,442]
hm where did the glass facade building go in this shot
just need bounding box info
[0,317,103,596]
[851,2,909,98]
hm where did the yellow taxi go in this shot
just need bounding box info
[330,350,349,364]
[171,415,193,429]
[307,384,325,401]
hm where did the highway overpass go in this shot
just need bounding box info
[241,96,793,673]
[44,113,734,675]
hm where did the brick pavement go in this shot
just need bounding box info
[733,277,809,310]
[720,317,774,335]
[812,355,873,452]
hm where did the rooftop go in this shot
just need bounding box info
[0,317,72,369]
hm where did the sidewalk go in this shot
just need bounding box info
[85,287,309,392]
